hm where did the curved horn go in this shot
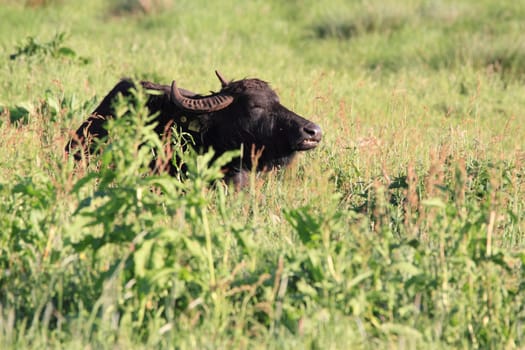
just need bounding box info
[215,70,229,87]
[170,80,234,113]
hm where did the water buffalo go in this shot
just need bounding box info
[65,71,322,188]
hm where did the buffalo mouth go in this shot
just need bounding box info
[296,137,321,151]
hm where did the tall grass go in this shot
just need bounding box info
[1,0,524,348]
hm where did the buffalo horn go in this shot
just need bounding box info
[170,80,234,113]
[215,70,229,87]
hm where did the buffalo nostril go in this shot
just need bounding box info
[303,123,322,140]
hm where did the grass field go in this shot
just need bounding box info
[1,0,525,348]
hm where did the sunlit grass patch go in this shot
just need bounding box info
[109,0,173,16]
[310,2,415,40]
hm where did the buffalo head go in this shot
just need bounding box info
[170,71,322,175]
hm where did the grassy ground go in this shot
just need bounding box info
[1,0,525,348]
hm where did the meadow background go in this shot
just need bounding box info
[1,0,525,348]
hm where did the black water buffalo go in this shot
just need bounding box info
[65,71,322,188]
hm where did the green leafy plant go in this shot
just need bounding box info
[65,84,249,335]
[9,32,90,64]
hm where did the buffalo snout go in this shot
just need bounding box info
[296,121,322,151]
